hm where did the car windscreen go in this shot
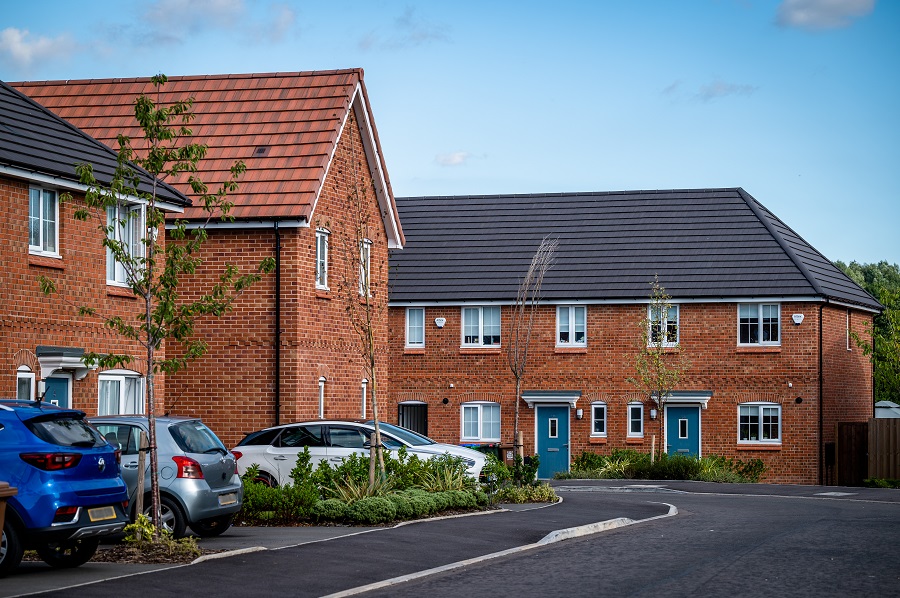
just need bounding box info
[27,415,106,448]
[170,421,227,454]
[368,422,435,447]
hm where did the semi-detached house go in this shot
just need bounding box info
[387,189,880,484]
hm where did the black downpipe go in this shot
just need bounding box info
[818,305,824,485]
[274,221,282,426]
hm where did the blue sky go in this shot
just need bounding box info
[2,0,897,264]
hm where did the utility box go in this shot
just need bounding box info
[0,481,17,532]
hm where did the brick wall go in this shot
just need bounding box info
[0,175,164,411]
[166,109,391,448]
[387,301,875,484]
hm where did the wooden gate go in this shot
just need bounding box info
[835,422,868,486]
[869,418,900,480]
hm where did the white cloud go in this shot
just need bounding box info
[661,80,681,96]
[0,27,78,71]
[776,0,875,30]
[436,151,472,166]
[359,7,448,51]
[136,0,295,46]
[696,78,758,101]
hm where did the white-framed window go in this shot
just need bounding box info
[738,303,780,346]
[738,403,781,443]
[106,203,145,286]
[359,238,372,296]
[591,401,607,437]
[98,371,145,415]
[406,307,425,348]
[315,228,329,289]
[462,306,501,347]
[16,366,35,401]
[29,187,59,256]
[557,305,587,347]
[628,403,644,437]
[649,304,679,347]
[461,402,500,442]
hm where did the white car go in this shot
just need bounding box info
[232,420,486,486]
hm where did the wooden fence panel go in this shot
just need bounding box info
[869,418,900,480]
[836,422,868,487]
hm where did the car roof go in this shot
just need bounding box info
[248,419,374,433]
[88,414,202,424]
[0,399,84,419]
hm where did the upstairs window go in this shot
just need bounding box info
[738,303,780,346]
[557,306,587,347]
[29,187,58,255]
[359,239,372,296]
[462,306,501,347]
[461,402,500,442]
[406,307,425,348]
[315,229,329,289]
[738,403,781,443]
[107,204,145,286]
[649,304,679,347]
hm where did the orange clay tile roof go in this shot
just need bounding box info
[13,70,402,243]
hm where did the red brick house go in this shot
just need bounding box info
[14,70,404,447]
[0,80,189,411]
[387,189,880,484]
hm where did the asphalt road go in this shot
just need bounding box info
[5,481,899,598]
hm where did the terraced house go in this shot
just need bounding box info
[0,81,189,411]
[15,70,404,447]
[387,189,880,484]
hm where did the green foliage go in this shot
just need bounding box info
[386,493,415,519]
[416,455,471,492]
[383,446,428,490]
[123,514,200,557]
[561,450,766,483]
[496,483,558,504]
[863,478,900,489]
[328,474,395,504]
[312,498,350,522]
[835,260,900,402]
[512,455,540,487]
[347,496,398,524]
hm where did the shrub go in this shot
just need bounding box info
[863,478,900,489]
[387,493,416,519]
[347,496,397,524]
[496,482,557,504]
[564,451,766,483]
[312,498,349,522]
[328,474,395,504]
[123,514,201,558]
[402,489,437,517]
[473,490,489,506]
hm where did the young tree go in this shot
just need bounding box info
[39,75,274,534]
[835,260,900,402]
[629,276,690,461]
[507,236,558,463]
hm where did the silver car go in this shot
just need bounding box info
[89,416,242,538]
[233,419,486,487]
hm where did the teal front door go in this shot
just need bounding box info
[44,377,70,408]
[536,406,569,478]
[666,406,700,457]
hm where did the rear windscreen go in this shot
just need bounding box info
[170,421,226,454]
[28,416,106,448]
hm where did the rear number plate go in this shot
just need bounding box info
[88,506,116,522]
[218,493,237,506]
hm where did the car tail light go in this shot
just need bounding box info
[172,455,204,479]
[115,448,122,464]
[20,452,82,471]
[52,506,79,524]
[232,450,243,461]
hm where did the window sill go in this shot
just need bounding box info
[735,346,782,354]
[555,346,588,354]
[625,436,644,444]
[28,254,64,270]
[588,436,607,444]
[459,347,502,355]
[404,347,425,355]
[316,289,331,300]
[107,285,137,299]
[736,443,782,451]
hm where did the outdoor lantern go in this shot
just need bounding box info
[650,409,658,420]
[576,409,583,420]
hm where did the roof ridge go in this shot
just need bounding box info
[397,188,742,201]
[12,69,364,87]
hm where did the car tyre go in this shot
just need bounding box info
[35,537,100,569]
[144,496,187,538]
[254,471,278,487]
[0,521,24,578]
[189,514,233,537]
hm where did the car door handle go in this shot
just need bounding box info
[273,455,287,461]
[329,457,343,462]
[123,463,138,469]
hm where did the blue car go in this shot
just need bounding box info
[0,400,129,577]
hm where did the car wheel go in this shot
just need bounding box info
[254,471,278,487]
[0,521,24,578]
[189,514,233,538]
[144,496,187,538]
[35,537,100,569]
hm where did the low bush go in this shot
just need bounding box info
[863,478,900,489]
[347,496,398,524]
[559,451,766,484]
[313,498,349,522]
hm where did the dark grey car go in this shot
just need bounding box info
[89,415,242,538]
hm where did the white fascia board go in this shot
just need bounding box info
[1,164,186,213]
[167,219,308,231]
[388,296,828,308]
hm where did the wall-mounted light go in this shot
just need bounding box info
[434,317,446,329]
[318,376,326,419]
[650,409,658,420]
[442,398,449,405]
[575,408,583,420]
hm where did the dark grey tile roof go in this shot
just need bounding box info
[389,188,880,311]
[0,81,188,207]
